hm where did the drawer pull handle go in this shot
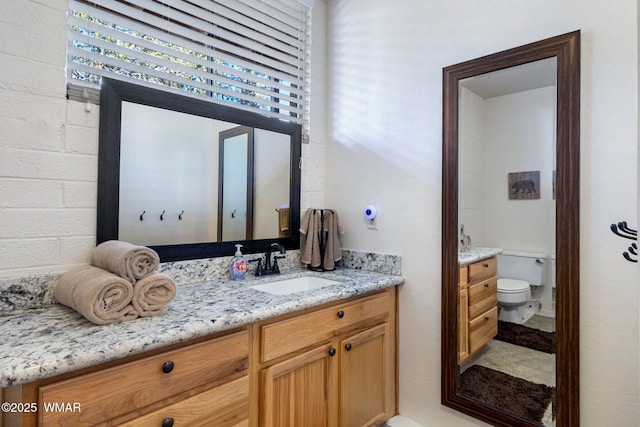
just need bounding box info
[329,347,336,357]
[484,283,489,288]
[345,343,352,351]
[484,316,490,321]
[483,263,489,268]
[162,418,174,427]
[337,310,345,319]
[162,361,175,374]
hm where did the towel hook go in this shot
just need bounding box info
[611,220,638,262]
[160,210,165,221]
[139,210,145,221]
[231,209,236,218]
[179,210,184,220]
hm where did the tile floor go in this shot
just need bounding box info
[462,315,556,427]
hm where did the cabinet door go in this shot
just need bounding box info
[340,323,391,427]
[261,343,338,427]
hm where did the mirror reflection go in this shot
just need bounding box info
[97,78,302,262]
[456,59,557,426]
[118,102,291,246]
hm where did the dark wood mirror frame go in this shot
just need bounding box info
[97,78,302,262]
[441,31,580,426]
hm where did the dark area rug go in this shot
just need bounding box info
[458,365,555,424]
[495,321,555,354]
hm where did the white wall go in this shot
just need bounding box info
[326,0,638,426]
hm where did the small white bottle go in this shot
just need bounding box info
[230,244,247,281]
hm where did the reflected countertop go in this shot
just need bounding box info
[458,247,503,266]
[0,268,403,388]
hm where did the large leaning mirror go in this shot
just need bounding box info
[442,31,580,426]
[97,78,302,262]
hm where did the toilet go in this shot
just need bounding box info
[496,251,548,324]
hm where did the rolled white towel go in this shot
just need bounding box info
[91,240,159,283]
[131,273,177,317]
[55,265,138,325]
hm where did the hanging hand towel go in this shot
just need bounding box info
[322,209,344,270]
[299,208,322,268]
[131,273,177,317]
[91,240,160,283]
[278,207,290,237]
[55,265,138,325]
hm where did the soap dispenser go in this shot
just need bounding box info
[230,244,247,281]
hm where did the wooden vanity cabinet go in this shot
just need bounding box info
[4,329,250,427]
[254,288,397,427]
[458,257,498,363]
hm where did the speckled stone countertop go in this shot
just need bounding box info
[0,268,403,388]
[458,247,503,266]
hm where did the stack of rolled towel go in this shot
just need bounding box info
[55,240,177,325]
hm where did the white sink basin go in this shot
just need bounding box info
[249,276,343,295]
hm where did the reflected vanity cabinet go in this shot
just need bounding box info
[458,257,498,363]
[253,287,397,427]
[3,330,250,427]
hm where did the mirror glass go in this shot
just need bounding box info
[441,31,580,427]
[457,59,557,426]
[97,78,301,262]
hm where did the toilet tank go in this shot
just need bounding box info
[496,250,549,286]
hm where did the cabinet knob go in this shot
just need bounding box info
[162,418,174,427]
[329,347,336,357]
[337,310,345,319]
[484,316,490,322]
[345,343,352,352]
[162,361,174,374]
[484,283,489,288]
[483,263,489,268]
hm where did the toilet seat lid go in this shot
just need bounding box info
[497,278,529,293]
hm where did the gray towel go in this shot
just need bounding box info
[132,273,177,317]
[322,209,344,270]
[299,208,322,267]
[55,265,138,325]
[91,240,159,283]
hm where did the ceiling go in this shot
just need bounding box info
[460,57,557,99]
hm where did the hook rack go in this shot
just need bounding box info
[179,210,184,220]
[139,210,146,221]
[611,220,638,262]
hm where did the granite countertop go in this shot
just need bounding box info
[0,268,403,388]
[458,247,503,266]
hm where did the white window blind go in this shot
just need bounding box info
[66,0,311,125]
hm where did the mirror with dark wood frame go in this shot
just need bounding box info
[442,31,580,426]
[97,78,302,262]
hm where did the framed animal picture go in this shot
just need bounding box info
[508,171,540,200]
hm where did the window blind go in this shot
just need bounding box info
[66,0,311,125]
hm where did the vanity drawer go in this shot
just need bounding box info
[39,331,249,426]
[260,291,391,363]
[468,277,498,319]
[117,376,249,427]
[468,257,497,283]
[468,306,498,354]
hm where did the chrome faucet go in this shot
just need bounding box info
[256,242,286,276]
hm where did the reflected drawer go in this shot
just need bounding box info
[468,306,498,354]
[39,331,249,426]
[260,291,391,363]
[468,257,497,283]
[468,276,497,319]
